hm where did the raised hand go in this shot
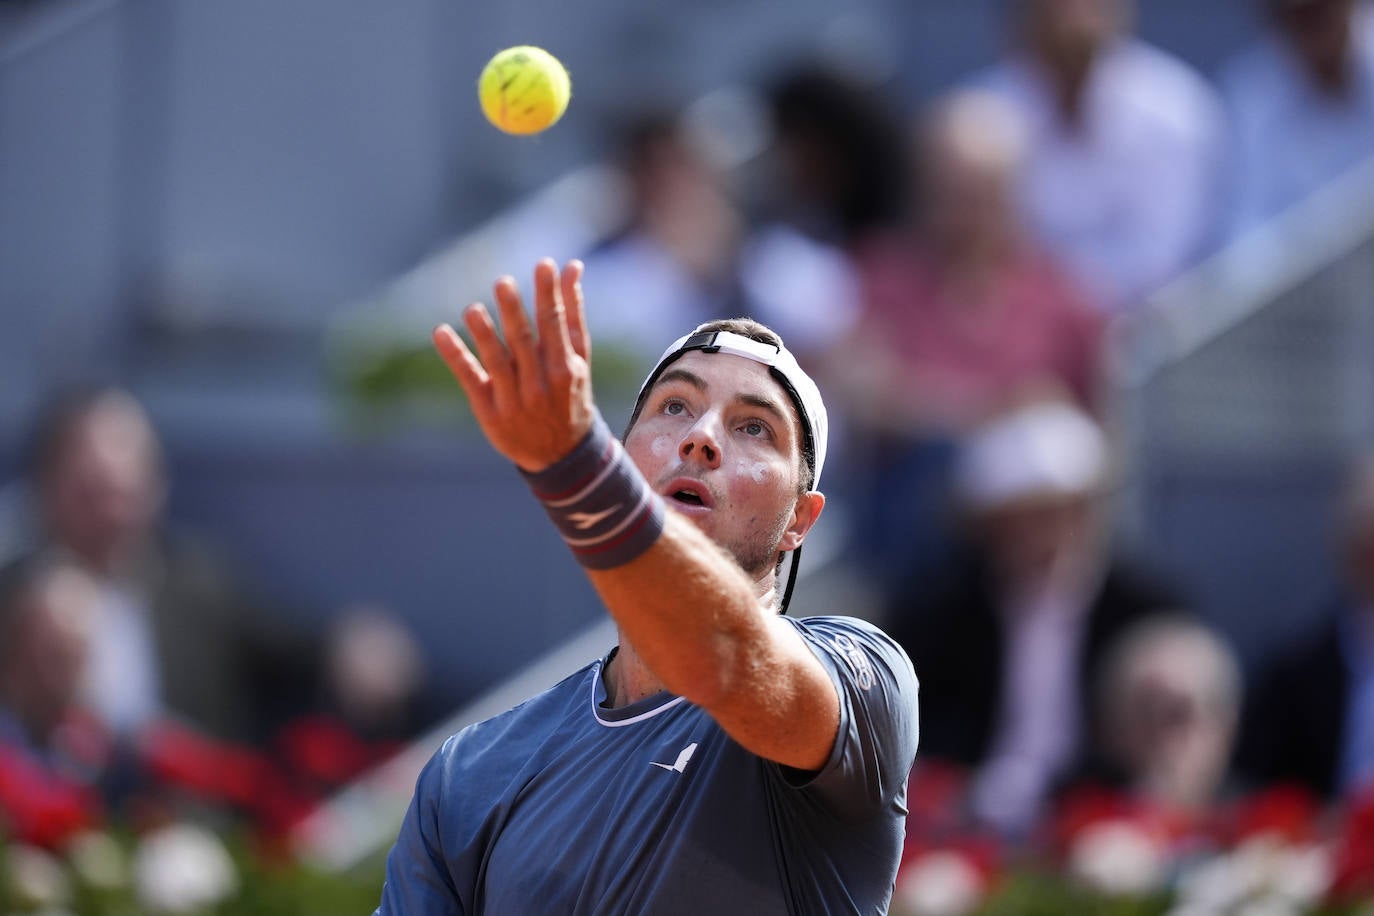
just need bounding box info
[433,258,594,472]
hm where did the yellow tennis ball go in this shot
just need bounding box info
[478,46,571,136]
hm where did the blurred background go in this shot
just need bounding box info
[2,0,1374,912]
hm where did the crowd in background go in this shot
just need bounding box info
[0,388,437,860]
[3,0,1374,910]
[556,0,1374,905]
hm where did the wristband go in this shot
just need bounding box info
[520,414,666,569]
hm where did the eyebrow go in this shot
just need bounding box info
[655,368,708,392]
[737,392,792,430]
[654,368,793,432]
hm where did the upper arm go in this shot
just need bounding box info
[706,615,920,806]
[702,613,845,771]
[376,742,465,916]
[776,618,921,815]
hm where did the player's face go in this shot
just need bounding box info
[625,352,816,578]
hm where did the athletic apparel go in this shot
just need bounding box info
[376,615,919,915]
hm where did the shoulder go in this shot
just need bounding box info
[777,616,920,812]
[786,613,901,646]
[785,615,917,692]
[1110,41,1223,134]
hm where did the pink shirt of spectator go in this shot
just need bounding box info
[848,235,1104,435]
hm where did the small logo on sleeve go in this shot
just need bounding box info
[650,742,698,774]
[831,634,875,690]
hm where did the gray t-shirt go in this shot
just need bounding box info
[376,615,920,915]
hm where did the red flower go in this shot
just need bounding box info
[0,745,101,849]
[1224,784,1322,847]
[1331,785,1374,902]
[136,719,307,836]
[1047,784,1185,861]
[276,716,379,789]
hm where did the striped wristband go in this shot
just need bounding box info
[520,414,666,570]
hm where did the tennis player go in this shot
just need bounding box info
[375,258,919,914]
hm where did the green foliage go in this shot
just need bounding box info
[978,874,1171,916]
[325,324,648,436]
[0,831,386,916]
[219,853,385,916]
[970,873,1368,916]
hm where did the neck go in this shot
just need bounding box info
[601,644,663,708]
[1310,57,1354,99]
[602,576,778,709]
[75,536,146,579]
[1032,47,1099,128]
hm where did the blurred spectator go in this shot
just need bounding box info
[830,89,1104,590]
[1092,616,1243,814]
[0,552,101,775]
[10,386,301,743]
[581,108,861,372]
[840,89,1104,433]
[0,551,107,848]
[757,64,909,249]
[973,0,1224,310]
[738,65,914,365]
[1236,454,1374,802]
[320,605,429,743]
[886,399,1185,839]
[268,606,433,806]
[580,111,752,366]
[1221,0,1374,238]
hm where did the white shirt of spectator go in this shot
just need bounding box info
[975,40,1225,311]
[1220,1,1374,240]
[583,225,859,365]
[581,234,725,365]
[83,581,162,735]
[971,560,1098,837]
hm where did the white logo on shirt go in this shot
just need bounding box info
[832,634,875,690]
[567,505,622,530]
[650,742,698,773]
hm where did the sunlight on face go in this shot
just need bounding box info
[625,352,808,576]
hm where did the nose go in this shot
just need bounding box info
[679,414,722,469]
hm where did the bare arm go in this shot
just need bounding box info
[588,511,836,771]
[432,259,838,772]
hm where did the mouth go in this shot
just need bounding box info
[664,478,714,511]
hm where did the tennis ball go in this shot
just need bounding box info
[478,46,571,136]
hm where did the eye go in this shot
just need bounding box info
[662,399,687,417]
[741,420,769,438]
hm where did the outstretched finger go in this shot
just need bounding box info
[494,274,543,397]
[561,259,590,362]
[534,258,573,366]
[433,323,491,408]
[462,302,517,410]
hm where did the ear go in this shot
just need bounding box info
[779,491,825,553]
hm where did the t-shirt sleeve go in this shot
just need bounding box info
[781,616,921,817]
[375,737,466,916]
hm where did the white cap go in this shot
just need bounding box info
[635,327,829,489]
[955,400,1107,512]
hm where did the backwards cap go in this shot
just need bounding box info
[632,326,829,614]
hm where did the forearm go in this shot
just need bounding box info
[519,412,771,705]
[586,510,772,708]
[433,259,837,768]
